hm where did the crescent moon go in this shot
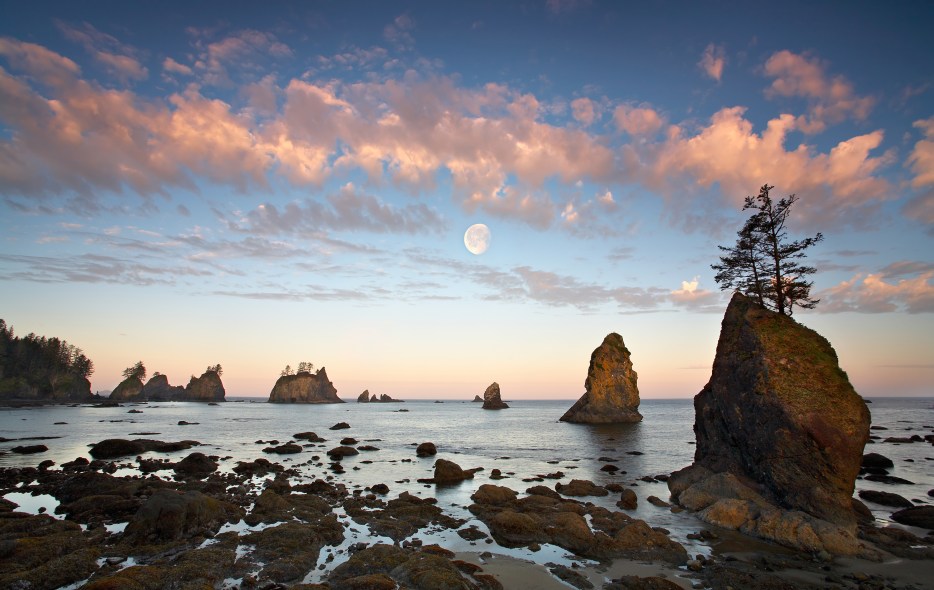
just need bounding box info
[464,224,491,255]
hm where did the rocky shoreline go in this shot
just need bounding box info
[1,405,932,590]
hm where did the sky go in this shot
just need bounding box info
[0,1,932,399]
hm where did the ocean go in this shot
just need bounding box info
[1,397,932,580]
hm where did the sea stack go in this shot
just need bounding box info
[109,376,144,401]
[471,395,483,402]
[560,333,642,423]
[357,390,371,403]
[481,382,508,409]
[668,293,871,555]
[183,370,226,402]
[268,367,343,403]
[142,374,185,401]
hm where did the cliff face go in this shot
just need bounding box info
[560,333,642,423]
[668,293,871,555]
[183,371,226,402]
[268,368,343,404]
[110,377,144,401]
[142,374,186,401]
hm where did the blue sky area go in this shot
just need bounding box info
[1,1,932,398]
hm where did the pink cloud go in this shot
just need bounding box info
[908,117,934,188]
[571,97,596,126]
[95,51,147,81]
[699,43,725,82]
[819,272,934,313]
[613,104,663,135]
[0,37,80,88]
[643,107,892,216]
[763,50,874,133]
[163,57,193,76]
[194,29,292,86]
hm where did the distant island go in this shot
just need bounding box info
[0,319,95,405]
[110,362,226,403]
[268,364,343,403]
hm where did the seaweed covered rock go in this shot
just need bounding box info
[669,294,871,555]
[560,333,642,423]
[268,368,342,403]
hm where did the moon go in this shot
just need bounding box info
[464,223,491,255]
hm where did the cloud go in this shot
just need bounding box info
[613,104,663,136]
[192,29,292,86]
[669,276,721,310]
[384,15,416,51]
[640,106,893,223]
[763,50,874,133]
[228,183,447,236]
[699,43,725,82]
[571,97,596,126]
[819,271,934,313]
[56,21,147,82]
[162,57,193,76]
[0,36,898,232]
[908,117,934,187]
[902,189,934,233]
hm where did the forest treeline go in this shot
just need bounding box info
[0,319,94,401]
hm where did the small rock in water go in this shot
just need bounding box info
[416,442,437,457]
[330,422,351,430]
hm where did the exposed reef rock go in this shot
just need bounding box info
[109,377,144,402]
[183,370,226,402]
[481,382,508,410]
[560,333,642,423]
[141,374,185,401]
[668,293,872,556]
[357,390,403,403]
[268,368,343,403]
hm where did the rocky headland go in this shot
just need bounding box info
[560,333,642,423]
[268,368,343,403]
[668,293,873,556]
[481,382,508,410]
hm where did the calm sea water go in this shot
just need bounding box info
[1,397,932,557]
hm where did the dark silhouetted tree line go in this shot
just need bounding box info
[0,319,94,399]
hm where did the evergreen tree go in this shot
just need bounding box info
[122,361,147,381]
[712,185,823,316]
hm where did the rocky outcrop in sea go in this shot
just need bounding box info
[268,368,343,403]
[109,376,144,401]
[141,374,185,401]
[357,390,371,402]
[356,390,403,403]
[183,370,226,402]
[560,333,642,423]
[481,382,508,410]
[668,293,872,556]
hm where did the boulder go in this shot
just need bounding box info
[668,294,872,555]
[891,506,934,530]
[109,377,144,402]
[862,452,894,470]
[857,489,912,508]
[183,370,226,402]
[268,368,342,403]
[418,459,480,484]
[481,382,508,410]
[560,333,642,423]
[357,390,372,402]
[141,374,185,401]
[174,452,218,477]
[416,442,437,457]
